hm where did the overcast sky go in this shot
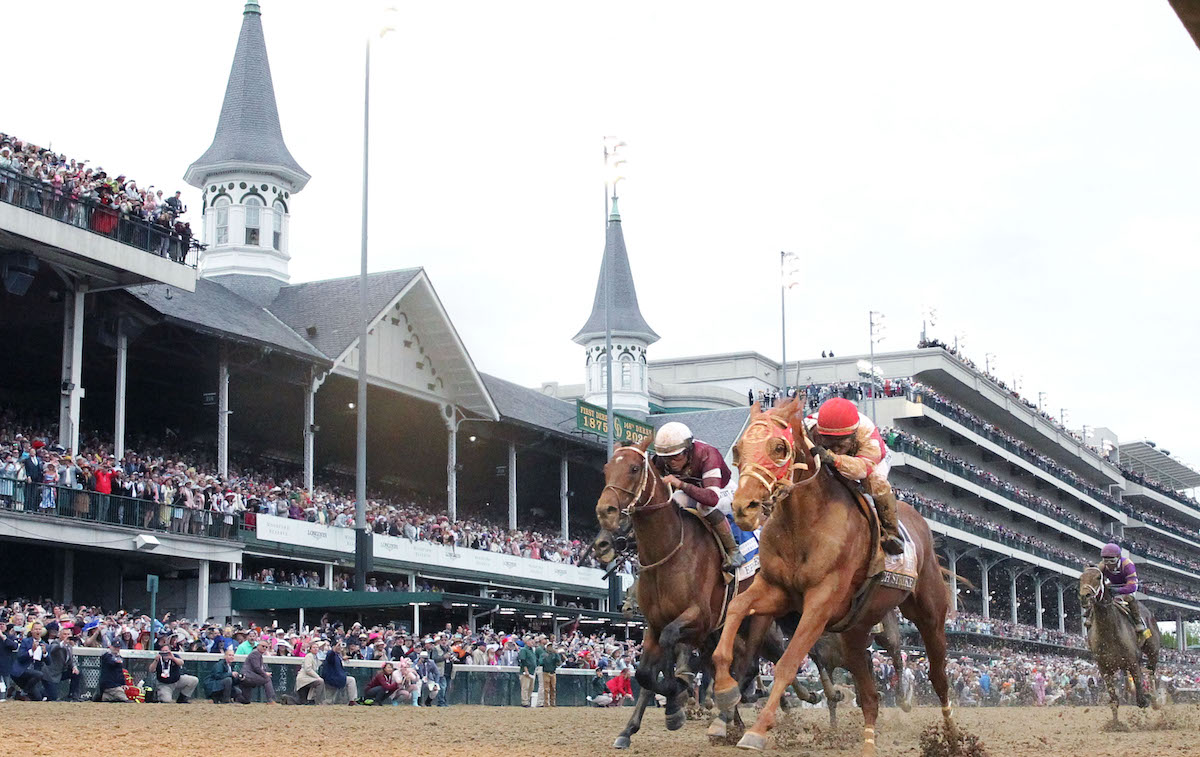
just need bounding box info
[7,1,1200,474]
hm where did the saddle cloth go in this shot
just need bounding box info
[826,488,917,633]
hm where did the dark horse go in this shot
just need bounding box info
[595,439,821,749]
[1079,567,1161,726]
[808,610,909,728]
[711,399,958,756]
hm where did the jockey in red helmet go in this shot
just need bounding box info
[652,421,744,570]
[1098,543,1151,642]
[805,397,905,555]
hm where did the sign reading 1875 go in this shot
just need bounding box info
[576,400,654,444]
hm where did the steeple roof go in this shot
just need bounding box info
[184,1,310,190]
[573,198,659,345]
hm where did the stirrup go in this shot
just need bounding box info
[724,550,745,570]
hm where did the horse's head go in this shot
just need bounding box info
[592,529,618,566]
[1078,567,1106,615]
[730,397,808,531]
[596,436,653,532]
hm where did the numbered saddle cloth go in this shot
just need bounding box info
[730,515,761,583]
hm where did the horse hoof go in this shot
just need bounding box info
[736,732,767,751]
[613,736,631,750]
[715,686,742,714]
[666,709,686,731]
[899,700,912,713]
[707,719,727,739]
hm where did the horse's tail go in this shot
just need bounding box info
[938,564,972,611]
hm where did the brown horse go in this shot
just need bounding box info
[710,399,958,755]
[1079,567,1161,725]
[595,439,820,748]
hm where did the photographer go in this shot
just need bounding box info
[97,640,130,702]
[149,639,198,703]
[12,620,47,700]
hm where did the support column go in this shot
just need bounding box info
[413,603,421,638]
[58,282,86,453]
[408,573,417,592]
[324,563,334,590]
[447,422,458,522]
[303,370,316,492]
[1179,615,1187,653]
[560,455,569,540]
[1010,570,1019,625]
[946,549,959,614]
[217,343,230,479]
[1034,574,1045,630]
[299,607,305,631]
[197,559,210,623]
[979,558,994,620]
[62,550,74,605]
[1056,583,1066,633]
[508,442,517,531]
[114,318,128,460]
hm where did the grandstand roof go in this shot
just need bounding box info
[1118,440,1200,489]
[127,278,328,363]
[483,374,601,447]
[573,199,659,345]
[269,268,422,360]
[651,407,751,456]
[184,1,309,190]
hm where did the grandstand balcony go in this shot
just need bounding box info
[0,168,196,291]
[1123,481,1200,527]
[879,395,1124,521]
[1124,515,1200,555]
[889,442,1108,550]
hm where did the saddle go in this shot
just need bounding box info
[825,477,917,633]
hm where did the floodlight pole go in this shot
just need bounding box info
[354,36,372,592]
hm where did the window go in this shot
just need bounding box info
[272,200,285,250]
[244,195,263,245]
[621,355,633,389]
[214,196,230,245]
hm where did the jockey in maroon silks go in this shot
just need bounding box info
[652,421,744,570]
[1098,542,1151,641]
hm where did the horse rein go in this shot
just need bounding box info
[602,445,683,571]
[736,414,819,511]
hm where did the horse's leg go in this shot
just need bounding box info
[1130,662,1149,709]
[613,687,655,749]
[737,584,840,752]
[665,644,693,731]
[1146,639,1162,710]
[634,634,664,701]
[1103,671,1120,726]
[818,663,840,728]
[839,626,882,757]
[712,578,787,711]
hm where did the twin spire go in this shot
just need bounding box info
[573,196,659,345]
[184,1,309,190]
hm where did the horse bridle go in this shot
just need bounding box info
[601,445,683,571]
[603,445,674,515]
[736,413,819,513]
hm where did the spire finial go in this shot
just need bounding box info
[609,194,620,222]
[244,0,261,15]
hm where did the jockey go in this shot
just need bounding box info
[652,421,744,570]
[805,398,905,555]
[1098,543,1151,642]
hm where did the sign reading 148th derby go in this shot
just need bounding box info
[576,400,654,444]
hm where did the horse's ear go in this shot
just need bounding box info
[750,401,762,415]
[637,435,652,453]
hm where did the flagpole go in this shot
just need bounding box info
[780,251,786,393]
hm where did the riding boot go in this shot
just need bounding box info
[703,508,745,570]
[869,482,905,556]
[1126,596,1151,642]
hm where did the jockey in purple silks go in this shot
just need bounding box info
[1098,543,1151,642]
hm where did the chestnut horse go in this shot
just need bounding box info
[595,438,819,749]
[710,399,958,755]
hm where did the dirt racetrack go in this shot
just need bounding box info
[1,701,1196,756]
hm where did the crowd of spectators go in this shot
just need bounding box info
[0,132,196,262]
[1126,538,1200,575]
[0,597,639,705]
[885,427,1109,541]
[896,487,1084,566]
[0,412,599,571]
[942,611,1085,650]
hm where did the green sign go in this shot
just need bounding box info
[576,400,654,445]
